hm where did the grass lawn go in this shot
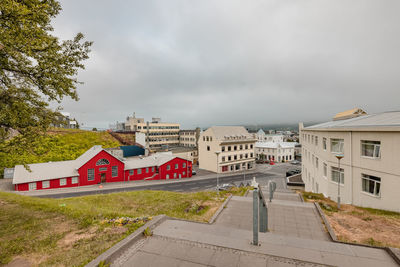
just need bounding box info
[0,187,249,266]
[301,191,400,249]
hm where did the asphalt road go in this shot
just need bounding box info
[38,172,281,199]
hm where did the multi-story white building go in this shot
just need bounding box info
[300,110,400,212]
[255,142,296,162]
[199,126,256,173]
[125,113,180,148]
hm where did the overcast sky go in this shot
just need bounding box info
[52,0,400,129]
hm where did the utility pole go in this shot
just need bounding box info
[335,154,344,209]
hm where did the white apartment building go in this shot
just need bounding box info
[300,110,400,212]
[255,142,297,162]
[199,126,256,173]
[125,113,180,148]
[255,129,284,143]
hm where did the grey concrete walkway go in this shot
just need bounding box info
[112,189,397,266]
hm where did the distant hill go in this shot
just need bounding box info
[0,128,121,178]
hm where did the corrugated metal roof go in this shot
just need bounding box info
[123,154,185,170]
[305,111,400,130]
[333,108,367,120]
[208,126,253,140]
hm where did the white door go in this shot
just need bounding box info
[166,174,169,180]
[179,174,182,179]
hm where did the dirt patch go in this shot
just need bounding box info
[57,226,98,249]
[325,204,400,248]
[104,226,128,235]
[301,191,400,248]
[6,257,32,267]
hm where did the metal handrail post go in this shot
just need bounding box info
[252,188,259,245]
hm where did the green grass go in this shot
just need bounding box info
[0,189,231,266]
[0,128,121,178]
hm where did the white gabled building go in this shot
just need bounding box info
[300,110,400,212]
[255,129,284,143]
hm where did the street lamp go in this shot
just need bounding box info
[215,151,221,196]
[335,154,344,209]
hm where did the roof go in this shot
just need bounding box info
[207,126,253,140]
[255,142,297,149]
[257,129,265,135]
[333,108,367,121]
[123,154,186,170]
[305,111,400,131]
[13,160,78,184]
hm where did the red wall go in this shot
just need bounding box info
[124,166,158,181]
[78,150,125,186]
[15,176,79,191]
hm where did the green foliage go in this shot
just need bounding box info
[143,227,153,237]
[0,0,92,159]
[0,129,120,177]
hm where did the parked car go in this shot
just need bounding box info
[286,169,301,177]
[291,160,301,165]
[217,183,233,191]
[192,170,197,175]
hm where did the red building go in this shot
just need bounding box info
[13,146,192,191]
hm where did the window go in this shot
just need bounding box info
[315,136,318,146]
[222,146,225,152]
[42,180,50,188]
[175,164,178,169]
[138,168,142,174]
[331,139,344,153]
[323,138,327,150]
[88,168,95,181]
[250,144,253,149]
[245,154,248,158]
[234,155,237,160]
[96,158,110,166]
[250,153,253,158]
[167,165,171,170]
[183,163,186,168]
[240,145,243,150]
[129,170,133,175]
[60,178,67,186]
[29,182,37,190]
[361,140,381,158]
[228,146,231,151]
[222,156,225,162]
[234,146,237,151]
[174,173,177,178]
[207,146,210,151]
[146,167,149,173]
[362,174,381,196]
[166,174,169,179]
[152,167,155,172]
[240,154,243,159]
[99,167,107,171]
[331,167,344,184]
[315,157,319,169]
[245,145,248,149]
[112,166,118,177]
[228,156,231,161]
[323,163,327,177]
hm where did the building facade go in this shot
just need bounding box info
[199,126,256,173]
[13,146,192,191]
[179,128,201,148]
[254,129,284,143]
[255,142,296,162]
[300,111,400,212]
[125,113,180,148]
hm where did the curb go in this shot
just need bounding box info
[86,215,167,267]
[208,195,232,224]
[314,202,400,265]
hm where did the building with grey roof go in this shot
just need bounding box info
[300,110,400,212]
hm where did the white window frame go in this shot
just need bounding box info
[88,168,95,181]
[361,174,381,197]
[137,168,142,174]
[60,178,67,186]
[42,180,50,189]
[29,182,37,191]
[323,138,327,151]
[112,166,118,177]
[71,177,78,184]
[361,140,381,159]
[331,167,344,185]
[331,138,344,154]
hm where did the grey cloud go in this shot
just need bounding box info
[51,0,400,129]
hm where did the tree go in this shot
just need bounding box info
[0,1,92,156]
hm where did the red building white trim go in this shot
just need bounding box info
[13,146,192,191]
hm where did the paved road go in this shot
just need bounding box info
[38,172,282,199]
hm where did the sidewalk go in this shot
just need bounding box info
[12,169,259,197]
[105,189,398,267]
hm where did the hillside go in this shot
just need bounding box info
[0,128,121,178]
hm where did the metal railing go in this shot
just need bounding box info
[252,181,276,245]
